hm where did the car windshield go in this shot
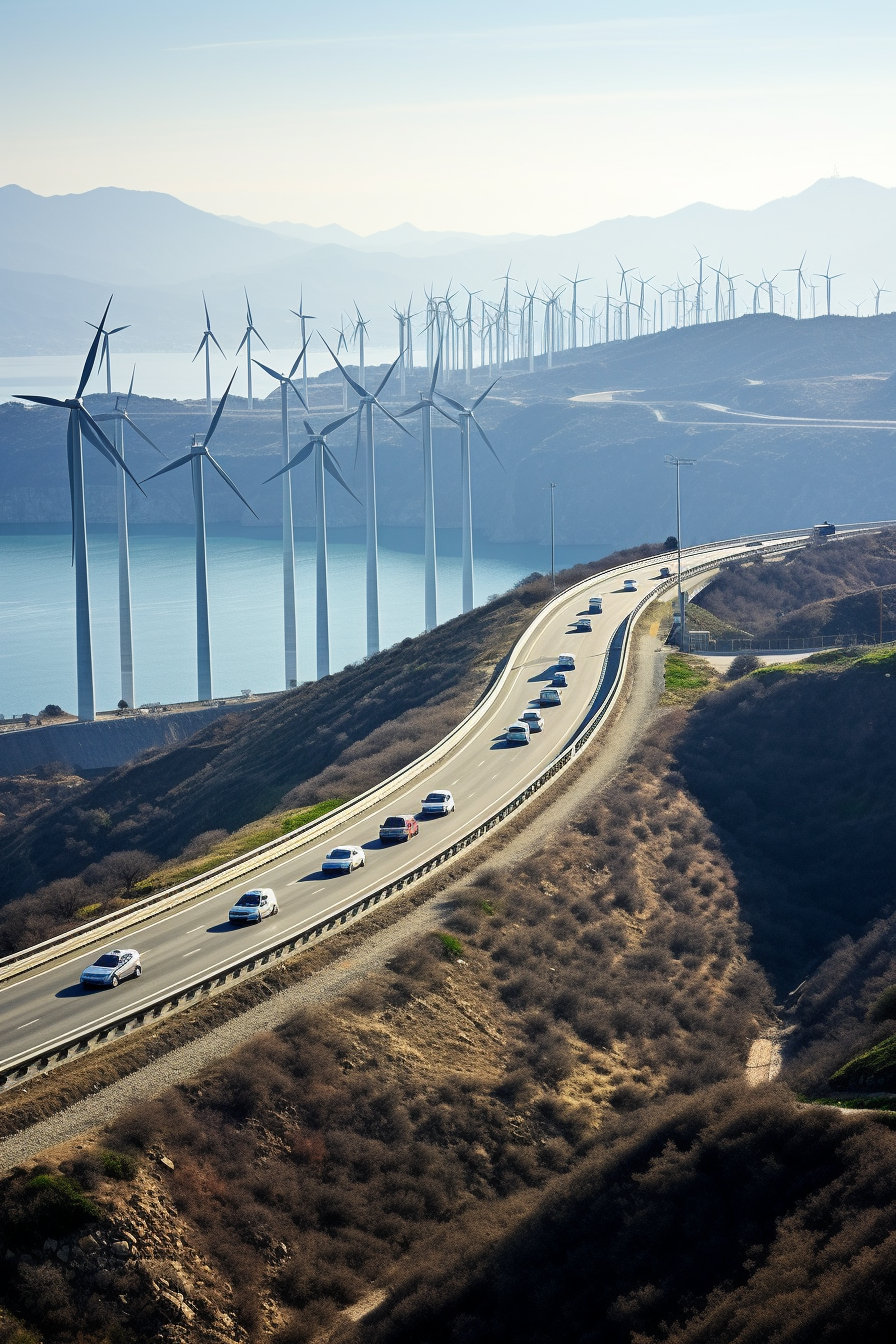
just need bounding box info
[240,893,262,906]
[425,793,446,802]
[94,954,120,968]
[383,817,406,828]
[330,848,352,859]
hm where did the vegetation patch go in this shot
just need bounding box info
[661,653,716,704]
[830,1034,896,1091]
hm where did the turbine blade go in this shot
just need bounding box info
[142,450,197,483]
[80,409,146,490]
[203,291,211,328]
[321,337,367,399]
[210,332,226,358]
[15,394,67,407]
[429,346,441,397]
[323,446,362,505]
[435,391,465,412]
[122,415,166,456]
[204,368,238,447]
[471,415,504,469]
[302,419,315,437]
[193,334,208,362]
[372,399,416,438]
[353,407,363,475]
[252,325,270,351]
[320,412,356,437]
[288,334,312,380]
[67,416,75,563]
[399,401,427,417]
[77,295,113,397]
[204,452,259,518]
[286,376,308,410]
[264,440,314,482]
[472,378,499,410]
[235,330,249,356]
[374,351,401,399]
[252,358,283,382]
[433,403,459,426]
[126,365,135,409]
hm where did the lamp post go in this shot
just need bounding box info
[549,481,557,590]
[665,456,695,650]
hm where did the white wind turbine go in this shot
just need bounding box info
[871,279,890,316]
[87,316,130,393]
[265,413,358,679]
[290,290,316,410]
[94,367,165,710]
[785,252,809,319]
[142,371,257,701]
[761,270,779,314]
[324,341,414,656]
[399,344,457,630]
[351,305,370,390]
[693,248,709,323]
[235,290,269,410]
[815,259,843,317]
[192,293,226,416]
[435,380,502,613]
[17,301,145,721]
[560,266,590,349]
[252,340,312,689]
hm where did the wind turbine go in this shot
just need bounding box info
[871,279,890,316]
[323,340,414,656]
[192,293,226,416]
[333,319,350,411]
[435,380,502,613]
[693,248,709,324]
[86,317,130,393]
[746,279,762,315]
[143,371,257,701]
[94,367,165,710]
[351,305,370,390]
[495,266,514,368]
[16,298,144,721]
[560,266,590,350]
[265,414,358,679]
[616,258,636,338]
[785,252,808,319]
[252,341,311,689]
[761,270,778,314]
[290,290,316,409]
[235,290,268,410]
[398,344,457,631]
[815,259,843,317]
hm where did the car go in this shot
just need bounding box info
[379,814,419,843]
[422,790,455,815]
[552,671,568,687]
[558,654,576,670]
[229,888,278,922]
[322,845,365,874]
[574,617,592,632]
[623,578,638,592]
[520,708,544,732]
[588,595,603,613]
[659,566,671,578]
[80,948,142,990]
[505,721,531,745]
[540,685,562,706]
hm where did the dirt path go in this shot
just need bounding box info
[746,1031,782,1086]
[0,632,668,1171]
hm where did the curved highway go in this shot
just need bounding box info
[0,534,808,1072]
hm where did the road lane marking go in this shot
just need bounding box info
[182,948,203,957]
[188,926,206,933]
[16,1018,40,1030]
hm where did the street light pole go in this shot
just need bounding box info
[665,455,695,650]
[549,482,557,590]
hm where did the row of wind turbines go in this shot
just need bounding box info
[17,300,499,722]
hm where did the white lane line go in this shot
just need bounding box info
[188,926,206,933]
[182,948,203,957]
[16,1018,40,1030]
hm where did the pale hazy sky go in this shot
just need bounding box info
[2,0,894,234]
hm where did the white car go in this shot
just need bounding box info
[322,845,365,874]
[588,595,603,613]
[80,948,141,990]
[558,654,576,670]
[505,721,531,745]
[520,708,544,732]
[422,790,455,815]
[623,578,638,592]
[229,888,278,923]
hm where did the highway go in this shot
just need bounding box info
[0,535,797,1072]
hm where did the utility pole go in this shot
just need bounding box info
[549,482,557,590]
[665,456,695,651]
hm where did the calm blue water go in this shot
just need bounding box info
[0,528,606,716]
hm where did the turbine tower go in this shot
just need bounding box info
[16,299,143,721]
[786,252,809,319]
[435,380,502,613]
[560,266,590,349]
[290,290,316,410]
[192,293,226,416]
[235,290,268,410]
[351,305,370,391]
[265,414,358,678]
[94,367,165,710]
[143,372,257,701]
[399,344,457,631]
[693,248,708,324]
[253,341,311,689]
[324,341,413,657]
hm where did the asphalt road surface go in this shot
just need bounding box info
[0,536,787,1070]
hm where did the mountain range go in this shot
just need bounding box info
[2,177,896,356]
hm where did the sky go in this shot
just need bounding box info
[1,0,895,236]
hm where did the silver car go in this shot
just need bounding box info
[80,948,142,990]
[322,845,365,874]
[505,721,531,745]
[228,888,278,923]
[422,790,455,815]
[520,708,544,732]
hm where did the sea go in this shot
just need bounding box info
[0,526,607,717]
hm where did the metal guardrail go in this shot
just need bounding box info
[1,523,891,1091]
[0,537,800,1091]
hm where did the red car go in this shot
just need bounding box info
[379,814,419,843]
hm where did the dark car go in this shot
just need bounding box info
[552,671,568,687]
[379,814,420,842]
